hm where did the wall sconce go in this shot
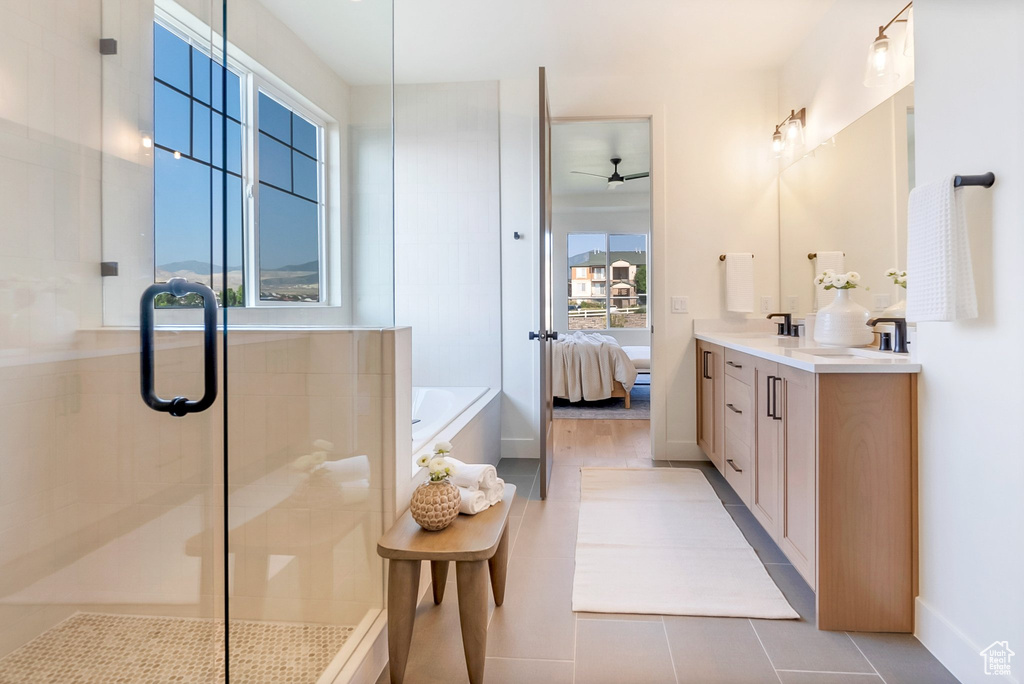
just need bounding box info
[771,108,806,158]
[864,2,912,87]
[140,131,154,157]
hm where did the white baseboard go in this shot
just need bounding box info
[916,596,1018,684]
[500,437,538,459]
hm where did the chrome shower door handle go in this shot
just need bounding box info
[140,278,218,417]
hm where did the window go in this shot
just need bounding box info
[567,233,647,329]
[153,19,326,307]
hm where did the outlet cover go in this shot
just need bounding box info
[760,296,774,314]
[873,294,892,311]
[671,296,689,314]
[786,295,799,313]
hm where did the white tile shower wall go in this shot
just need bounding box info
[0,329,388,658]
[394,81,502,389]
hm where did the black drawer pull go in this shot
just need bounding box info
[726,403,742,414]
[726,361,743,369]
[726,459,743,473]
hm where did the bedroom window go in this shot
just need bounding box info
[567,233,647,330]
[153,18,326,307]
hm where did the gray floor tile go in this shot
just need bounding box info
[483,657,574,684]
[848,632,959,684]
[726,503,792,565]
[751,615,874,674]
[575,611,662,622]
[545,464,582,501]
[487,556,576,660]
[764,563,815,620]
[511,500,579,558]
[664,616,779,683]
[496,458,540,478]
[777,672,882,683]
[574,618,677,684]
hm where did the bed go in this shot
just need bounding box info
[552,332,641,408]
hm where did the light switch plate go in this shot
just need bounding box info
[873,294,892,311]
[786,296,799,313]
[671,296,688,314]
[760,296,774,314]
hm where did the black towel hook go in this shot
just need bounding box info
[954,172,995,188]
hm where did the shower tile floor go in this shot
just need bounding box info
[0,612,354,684]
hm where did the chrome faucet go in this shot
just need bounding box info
[766,313,793,336]
[867,318,909,354]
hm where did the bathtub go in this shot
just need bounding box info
[410,386,500,475]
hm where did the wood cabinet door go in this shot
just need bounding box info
[778,365,817,589]
[752,357,781,537]
[696,341,722,469]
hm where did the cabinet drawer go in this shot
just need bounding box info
[723,428,752,506]
[724,349,754,384]
[724,374,753,439]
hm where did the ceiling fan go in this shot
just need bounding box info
[571,157,649,189]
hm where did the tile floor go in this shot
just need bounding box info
[377,419,959,684]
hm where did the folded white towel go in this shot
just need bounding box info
[457,487,490,515]
[814,251,845,310]
[445,457,498,492]
[724,253,754,313]
[457,478,505,515]
[906,176,978,322]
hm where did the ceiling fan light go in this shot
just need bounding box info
[607,179,624,189]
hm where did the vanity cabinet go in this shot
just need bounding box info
[695,342,916,633]
[696,340,725,473]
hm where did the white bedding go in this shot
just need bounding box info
[621,345,650,371]
[552,332,638,402]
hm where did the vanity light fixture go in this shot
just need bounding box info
[770,108,806,158]
[864,2,912,87]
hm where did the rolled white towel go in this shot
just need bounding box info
[445,457,498,492]
[457,486,490,515]
[320,455,371,483]
[485,478,505,505]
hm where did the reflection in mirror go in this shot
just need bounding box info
[779,85,914,318]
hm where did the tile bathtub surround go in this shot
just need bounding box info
[377,419,956,684]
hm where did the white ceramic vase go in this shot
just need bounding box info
[813,289,874,347]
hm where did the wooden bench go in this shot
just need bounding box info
[377,483,516,684]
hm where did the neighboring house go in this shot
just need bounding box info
[568,249,646,307]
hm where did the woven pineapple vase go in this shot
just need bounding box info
[410,479,461,531]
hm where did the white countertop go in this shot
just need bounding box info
[694,330,921,374]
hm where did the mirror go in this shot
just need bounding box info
[779,85,914,317]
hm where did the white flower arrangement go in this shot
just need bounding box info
[885,268,908,289]
[417,442,456,482]
[815,269,861,290]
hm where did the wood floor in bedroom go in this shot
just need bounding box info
[377,419,956,684]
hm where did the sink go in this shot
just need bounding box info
[794,347,896,360]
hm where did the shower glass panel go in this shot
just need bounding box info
[0,0,393,681]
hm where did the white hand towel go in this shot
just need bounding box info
[814,251,845,310]
[457,487,490,515]
[724,253,754,313]
[486,478,505,505]
[445,457,498,492]
[906,176,978,322]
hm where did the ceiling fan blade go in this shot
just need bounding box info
[623,172,650,181]
[570,171,611,179]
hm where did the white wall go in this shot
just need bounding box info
[393,81,502,389]
[912,2,1024,682]
[499,69,780,460]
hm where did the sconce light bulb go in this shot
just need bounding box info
[174,150,182,160]
[141,135,153,149]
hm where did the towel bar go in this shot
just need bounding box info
[954,172,995,188]
[807,252,845,260]
[719,254,754,261]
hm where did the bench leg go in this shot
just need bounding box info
[387,559,419,684]
[430,560,449,604]
[455,560,489,684]
[488,523,510,606]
